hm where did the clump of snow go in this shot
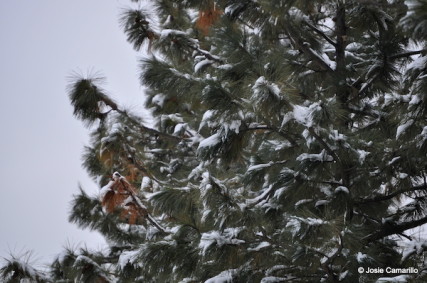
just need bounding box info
[74,255,99,268]
[224,4,242,16]
[198,133,221,150]
[204,269,237,283]
[329,130,347,142]
[199,228,245,255]
[296,149,333,162]
[384,93,400,106]
[396,119,414,139]
[217,64,233,70]
[201,209,212,223]
[286,217,327,237]
[273,186,290,199]
[356,252,368,263]
[407,55,427,71]
[252,76,281,101]
[293,105,311,126]
[194,59,214,73]
[286,219,302,238]
[99,181,114,199]
[200,171,210,186]
[121,196,132,207]
[224,120,242,134]
[188,163,204,180]
[261,277,290,283]
[321,53,336,69]
[173,123,187,135]
[141,176,151,190]
[246,185,274,206]
[118,250,140,270]
[292,101,323,127]
[162,113,184,124]
[335,186,349,194]
[315,200,330,207]
[248,241,271,252]
[376,275,410,282]
[356,150,369,164]
[338,270,349,281]
[295,199,313,208]
[398,172,408,179]
[280,112,294,128]
[320,185,333,197]
[302,129,315,147]
[247,162,273,172]
[152,93,166,107]
[409,94,421,105]
[387,157,401,166]
[181,277,198,283]
[160,29,188,40]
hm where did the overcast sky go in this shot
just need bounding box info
[0,0,145,264]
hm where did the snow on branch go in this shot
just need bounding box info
[296,149,333,163]
[199,228,245,255]
[100,172,167,233]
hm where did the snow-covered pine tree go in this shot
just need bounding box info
[3,0,427,282]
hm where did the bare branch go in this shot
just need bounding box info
[304,21,336,47]
[389,49,427,60]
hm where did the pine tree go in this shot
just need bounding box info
[3,0,427,282]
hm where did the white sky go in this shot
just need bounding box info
[0,0,145,265]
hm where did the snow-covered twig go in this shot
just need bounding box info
[118,177,167,233]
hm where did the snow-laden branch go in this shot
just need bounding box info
[116,174,167,233]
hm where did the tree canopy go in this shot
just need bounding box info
[3,0,427,282]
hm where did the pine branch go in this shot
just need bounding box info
[389,49,427,60]
[117,110,184,142]
[288,60,326,73]
[118,177,168,234]
[360,185,427,243]
[285,29,334,72]
[347,105,381,119]
[304,20,336,47]
[124,147,173,186]
[236,18,255,30]
[357,73,380,96]
[245,190,271,207]
[242,126,297,146]
[320,234,343,282]
[139,123,183,142]
[363,214,427,244]
[308,127,340,163]
[355,184,427,204]
[186,44,223,63]
[100,96,119,111]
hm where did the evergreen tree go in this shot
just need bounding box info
[3,0,427,282]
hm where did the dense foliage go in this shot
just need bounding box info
[3,0,427,282]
